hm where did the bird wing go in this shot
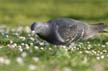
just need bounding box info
[51,18,86,44]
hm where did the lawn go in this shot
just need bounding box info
[0,0,108,71]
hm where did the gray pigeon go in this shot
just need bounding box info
[31,18,108,45]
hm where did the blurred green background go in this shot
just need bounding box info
[0,0,108,27]
[0,0,108,71]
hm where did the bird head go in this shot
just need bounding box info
[31,22,49,36]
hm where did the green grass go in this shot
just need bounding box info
[0,31,108,71]
[0,0,108,71]
[0,0,108,26]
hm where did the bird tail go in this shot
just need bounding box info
[90,23,108,33]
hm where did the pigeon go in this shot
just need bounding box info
[31,18,108,45]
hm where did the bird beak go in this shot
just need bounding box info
[31,30,36,35]
[31,29,39,35]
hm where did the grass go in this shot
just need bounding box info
[0,0,108,26]
[0,0,108,71]
[0,27,108,71]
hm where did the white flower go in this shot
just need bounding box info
[39,42,44,46]
[0,57,5,64]
[21,52,27,58]
[10,40,13,44]
[32,57,39,63]
[8,44,16,48]
[14,32,19,36]
[49,48,52,50]
[62,67,72,71]
[4,58,11,65]
[85,50,91,54]
[100,55,104,59]
[0,46,3,49]
[34,46,39,50]
[101,45,106,48]
[103,50,107,53]
[21,43,25,46]
[79,42,83,45]
[96,57,100,60]
[19,36,26,41]
[76,47,79,50]
[60,45,66,49]
[18,46,23,52]
[40,47,44,50]
[88,44,92,47]
[6,35,9,38]
[29,64,36,71]
[30,37,35,41]
[79,51,83,54]
[13,43,17,47]
[105,42,108,45]
[100,52,103,55]
[87,41,90,44]
[25,44,30,50]
[30,43,33,46]
[16,57,24,65]
[97,44,101,46]
[24,26,31,33]
[92,50,96,54]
